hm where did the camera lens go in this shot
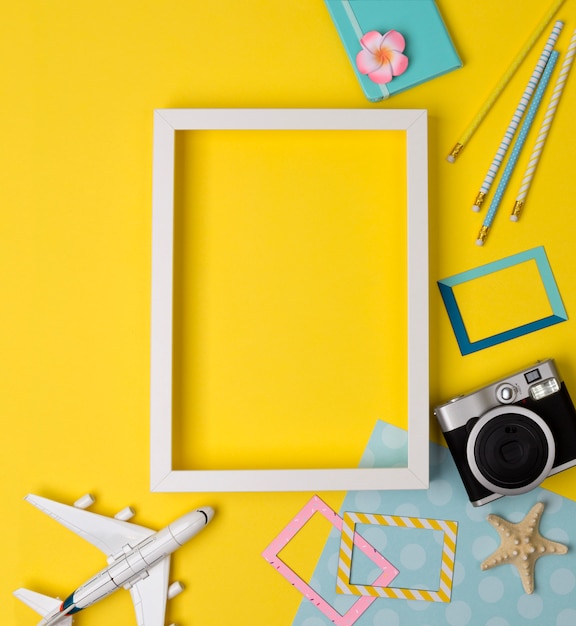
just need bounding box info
[466,406,555,496]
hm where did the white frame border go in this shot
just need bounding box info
[150,108,429,492]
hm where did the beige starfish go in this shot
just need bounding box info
[480,502,568,594]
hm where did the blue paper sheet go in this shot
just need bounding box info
[292,421,576,625]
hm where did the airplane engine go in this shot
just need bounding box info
[168,581,184,599]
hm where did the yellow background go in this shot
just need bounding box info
[451,258,554,341]
[172,129,408,471]
[2,1,576,625]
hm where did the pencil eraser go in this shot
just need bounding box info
[510,215,519,222]
[475,239,484,247]
[446,155,455,163]
[471,205,481,213]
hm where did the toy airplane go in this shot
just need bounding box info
[14,494,214,626]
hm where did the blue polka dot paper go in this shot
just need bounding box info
[292,422,576,626]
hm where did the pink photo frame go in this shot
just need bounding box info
[262,496,398,626]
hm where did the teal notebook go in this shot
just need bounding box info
[324,0,462,101]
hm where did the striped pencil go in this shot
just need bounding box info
[476,51,559,246]
[471,21,563,212]
[447,0,565,162]
[511,29,576,221]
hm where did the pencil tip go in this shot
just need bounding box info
[512,201,524,221]
[447,142,463,162]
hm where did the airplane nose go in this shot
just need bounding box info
[198,506,215,524]
[169,507,215,545]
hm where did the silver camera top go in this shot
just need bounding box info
[434,358,560,433]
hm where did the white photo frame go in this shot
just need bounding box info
[150,108,429,492]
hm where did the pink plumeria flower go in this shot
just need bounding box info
[356,30,408,84]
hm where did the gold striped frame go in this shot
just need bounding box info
[337,511,458,602]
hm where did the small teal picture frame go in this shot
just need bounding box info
[438,247,567,355]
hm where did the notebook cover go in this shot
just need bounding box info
[324,0,462,101]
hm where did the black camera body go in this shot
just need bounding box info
[434,359,576,506]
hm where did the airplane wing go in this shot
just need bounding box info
[25,494,155,557]
[129,557,171,626]
[13,588,73,626]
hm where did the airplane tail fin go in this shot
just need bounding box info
[13,588,73,625]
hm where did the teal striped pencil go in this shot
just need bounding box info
[476,50,559,246]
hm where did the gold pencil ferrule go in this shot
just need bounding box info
[474,192,487,209]
[477,225,489,244]
[447,143,464,162]
[512,200,524,219]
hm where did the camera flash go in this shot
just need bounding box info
[530,377,560,401]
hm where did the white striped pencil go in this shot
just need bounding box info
[472,21,563,212]
[511,29,576,221]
